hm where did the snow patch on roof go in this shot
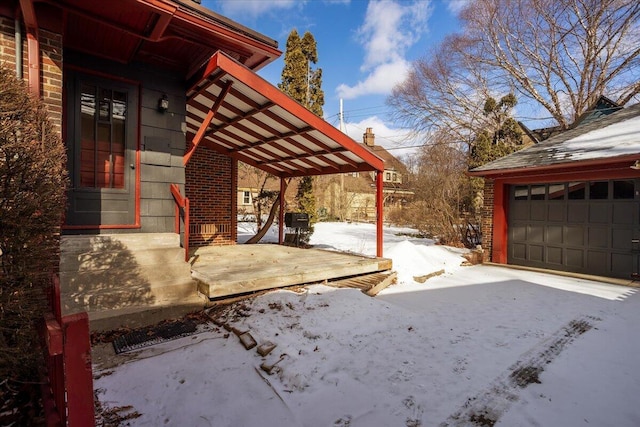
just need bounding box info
[471,103,640,173]
[551,114,640,162]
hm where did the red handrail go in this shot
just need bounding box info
[170,184,190,262]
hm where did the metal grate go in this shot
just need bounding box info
[112,320,199,354]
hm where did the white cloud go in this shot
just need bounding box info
[336,60,411,99]
[357,0,430,71]
[336,0,431,99]
[343,115,421,157]
[446,0,471,15]
[216,0,302,18]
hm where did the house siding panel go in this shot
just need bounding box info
[64,50,186,233]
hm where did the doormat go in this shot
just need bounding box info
[112,319,199,354]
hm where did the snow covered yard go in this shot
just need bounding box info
[94,222,640,426]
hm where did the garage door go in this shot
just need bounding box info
[508,180,639,279]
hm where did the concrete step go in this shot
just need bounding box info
[61,233,181,253]
[88,295,209,332]
[59,233,198,325]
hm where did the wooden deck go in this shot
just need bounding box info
[191,244,392,299]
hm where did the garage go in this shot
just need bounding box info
[508,180,639,278]
[469,102,640,281]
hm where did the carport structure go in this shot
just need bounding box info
[181,50,386,257]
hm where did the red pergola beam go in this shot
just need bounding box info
[184,80,232,166]
[189,52,384,173]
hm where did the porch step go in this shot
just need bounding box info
[60,233,203,330]
[325,271,397,296]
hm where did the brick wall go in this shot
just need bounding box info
[39,29,63,136]
[0,17,20,72]
[481,179,494,262]
[186,146,236,246]
[0,17,63,138]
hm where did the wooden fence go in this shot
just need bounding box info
[40,274,95,426]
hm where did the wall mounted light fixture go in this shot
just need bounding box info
[630,160,640,170]
[158,94,169,112]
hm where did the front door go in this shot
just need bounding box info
[65,73,138,227]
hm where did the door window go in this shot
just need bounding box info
[80,83,127,189]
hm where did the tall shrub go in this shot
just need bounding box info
[0,65,68,382]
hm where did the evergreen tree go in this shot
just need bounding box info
[467,93,525,215]
[278,30,324,115]
[469,93,523,168]
[279,29,324,243]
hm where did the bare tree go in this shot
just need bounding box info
[404,130,469,245]
[460,0,640,127]
[238,162,286,245]
[389,0,640,135]
[388,37,491,146]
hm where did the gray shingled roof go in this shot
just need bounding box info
[470,102,640,173]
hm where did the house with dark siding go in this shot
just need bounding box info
[4,0,387,326]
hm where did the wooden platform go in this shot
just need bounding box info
[325,271,398,296]
[191,244,392,299]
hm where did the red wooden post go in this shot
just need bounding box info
[184,197,190,262]
[279,177,285,245]
[62,312,95,427]
[376,170,383,258]
[492,179,508,263]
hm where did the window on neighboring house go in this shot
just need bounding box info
[385,172,391,181]
[243,191,251,204]
[392,173,397,182]
[80,84,127,188]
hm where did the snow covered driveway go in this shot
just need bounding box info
[95,223,640,426]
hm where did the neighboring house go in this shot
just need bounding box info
[236,163,295,218]
[469,102,640,280]
[518,95,623,144]
[317,128,414,222]
[237,127,414,223]
[4,0,385,318]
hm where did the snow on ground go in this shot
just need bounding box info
[95,222,640,426]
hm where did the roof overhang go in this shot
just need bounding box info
[33,0,280,75]
[185,51,385,178]
[468,154,640,182]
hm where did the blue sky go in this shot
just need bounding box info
[202,0,468,152]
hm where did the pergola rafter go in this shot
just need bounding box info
[185,51,386,256]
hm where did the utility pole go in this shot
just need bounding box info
[339,99,345,220]
[339,98,345,133]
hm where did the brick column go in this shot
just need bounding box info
[185,146,235,247]
[481,179,494,262]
